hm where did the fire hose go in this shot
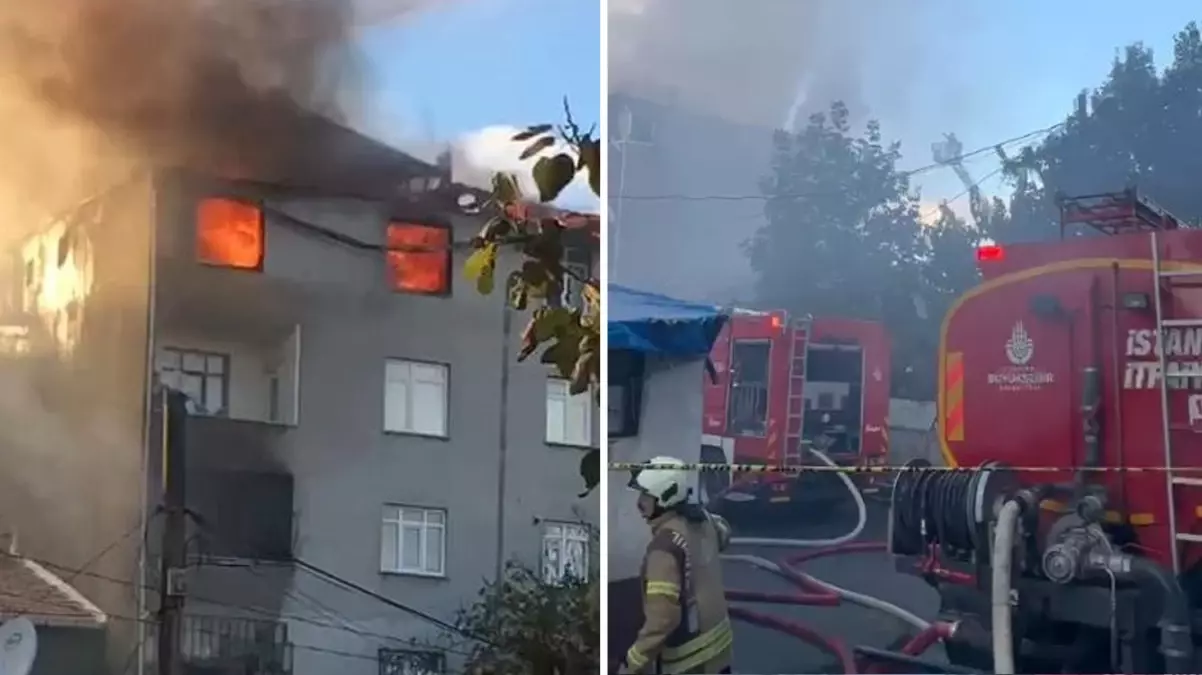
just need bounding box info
[719,444,952,674]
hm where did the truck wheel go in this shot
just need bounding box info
[699,444,730,507]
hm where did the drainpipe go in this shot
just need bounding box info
[495,293,512,580]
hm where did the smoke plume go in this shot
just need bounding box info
[0,0,411,229]
[609,0,982,132]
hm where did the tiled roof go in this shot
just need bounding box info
[0,555,107,628]
[503,202,601,239]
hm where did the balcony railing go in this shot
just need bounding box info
[179,615,292,675]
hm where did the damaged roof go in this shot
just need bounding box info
[174,94,441,201]
[0,554,107,628]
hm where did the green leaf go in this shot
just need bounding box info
[533,307,573,341]
[570,349,598,395]
[532,153,577,203]
[476,265,496,295]
[578,139,601,197]
[540,338,579,378]
[492,172,523,203]
[512,124,553,142]
[461,241,495,281]
[519,136,557,161]
[577,448,600,497]
[476,216,510,242]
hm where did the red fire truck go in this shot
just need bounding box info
[887,189,1202,673]
[698,307,891,510]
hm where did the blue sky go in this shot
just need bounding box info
[359,0,600,142]
[906,1,1201,207]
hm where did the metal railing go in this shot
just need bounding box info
[178,615,292,675]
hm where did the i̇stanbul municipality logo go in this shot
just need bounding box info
[1005,321,1034,366]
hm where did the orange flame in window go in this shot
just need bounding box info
[386,223,450,295]
[196,197,264,270]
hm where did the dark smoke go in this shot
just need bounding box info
[0,0,397,226]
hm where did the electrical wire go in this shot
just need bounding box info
[0,548,473,657]
[191,521,473,655]
[618,123,1061,203]
[920,166,1006,224]
[0,600,470,674]
[294,558,501,648]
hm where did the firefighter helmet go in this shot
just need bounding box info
[629,456,692,508]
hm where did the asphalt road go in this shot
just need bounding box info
[720,496,945,674]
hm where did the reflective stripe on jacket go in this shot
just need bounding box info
[625,509,732,674]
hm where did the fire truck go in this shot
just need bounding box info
[887,189,1202,674]
[698,308,891,511]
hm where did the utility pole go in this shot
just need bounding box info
[157,388,189,675]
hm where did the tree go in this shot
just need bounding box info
[462,103,602,496]
[746,101,976,399]
[453,560,599,675]
[990,22,1202,241]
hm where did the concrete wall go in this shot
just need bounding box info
[609,93,777,302]
[608,357,705,582]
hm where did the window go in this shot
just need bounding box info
[156,347,229,416]
[546,378,593,447]
[379,648,445,675]
[386,222,451,295]
[727,340,771,437]
[381,506,446,576]
[384,359,448,437]
[196,197,265,270]
[542,522,590,583]
[608,350,644,439]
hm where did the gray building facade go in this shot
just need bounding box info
[0,107,598,675]
[608,91,779,302]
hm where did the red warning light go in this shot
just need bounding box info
[770,315,784,330]
[976,244,1005,262]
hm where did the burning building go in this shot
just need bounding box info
[0,99,600,675]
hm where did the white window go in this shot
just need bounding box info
[156,347,229,416]
[384,359,448,437]
[381,505,446,576]
[545,378,593,446]
[542,522,591,583]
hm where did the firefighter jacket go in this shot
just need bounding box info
[623,507,733,674]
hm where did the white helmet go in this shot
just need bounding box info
[629,456,692,508]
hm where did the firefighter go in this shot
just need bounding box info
[619,456,734,674]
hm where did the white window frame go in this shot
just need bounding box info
[384,359,449,437]
[380,505,446,577]
[545,378,594,447]
[156,346,230,417]
[541,521,591,583]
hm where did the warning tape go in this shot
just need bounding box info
[609,462,1202,475]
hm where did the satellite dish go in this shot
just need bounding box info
[0,617,37,675]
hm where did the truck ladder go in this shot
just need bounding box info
[783,316,813,466]
[1150,230,1202,575]
[1060,189,1182,238]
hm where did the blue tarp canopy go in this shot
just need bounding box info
[608,285,728,358]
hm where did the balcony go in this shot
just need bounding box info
[152,318,300,427]
[145,615,293,675]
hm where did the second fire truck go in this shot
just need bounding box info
[699,308,892,511]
